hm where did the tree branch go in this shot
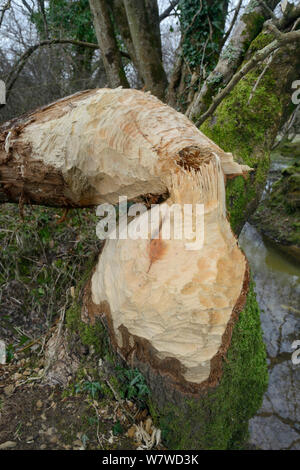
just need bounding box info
[0,38,133,107]
[20,0,34,15]
[159,0,179,22]
[195,27,300,126]
[187,0,281,121]
[0,0,11,29]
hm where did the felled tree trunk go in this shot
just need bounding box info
[0,89,267,449]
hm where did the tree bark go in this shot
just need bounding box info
[89,0,129,88]
[200,26,300,233]
[112,0,139,73]
[123,0,168,100]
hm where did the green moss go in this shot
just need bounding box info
[279,141,300,159]
[201,56,282,232]
[252,160,300,249]
[154,280,268,450]
[241,11,265,51]
[248,30,275,53]
[66,301,106,356]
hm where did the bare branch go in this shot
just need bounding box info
[257,0,277,22]
[0,39,100,106]
[0,36,132,107]
[159,0,179,22]
[195,27,300,126]
[220,0,243,49]
[20,0,33,15]
[0,0,11,29]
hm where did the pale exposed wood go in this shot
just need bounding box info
[0,88,250,207]
[92,155,246,384]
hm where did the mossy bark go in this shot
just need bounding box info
[187,0,280,120]
[200,30,300,233]
[123,0,168,100]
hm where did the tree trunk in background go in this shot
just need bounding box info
[112,0,139,74]
[187,0,280,120]
[2,0,300,451]
[123,0,168,99]
[0,88,268,449]
[89,0,129,88]
[168,0,229,112]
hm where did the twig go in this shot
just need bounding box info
[220,0,243,48]
[291,16,300,31]
[104,378,135,423]
[91,402,104,449]
[247,51,275,104]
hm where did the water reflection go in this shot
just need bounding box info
[239,223,300,450]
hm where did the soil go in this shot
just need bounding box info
[0,355,140,450]
[0,349,162,450]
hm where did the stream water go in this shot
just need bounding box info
[238,153,300,450]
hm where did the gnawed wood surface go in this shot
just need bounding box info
[91,156,247,387]
[0,88,250,391]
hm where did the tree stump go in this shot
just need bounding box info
[0,88,268,449]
